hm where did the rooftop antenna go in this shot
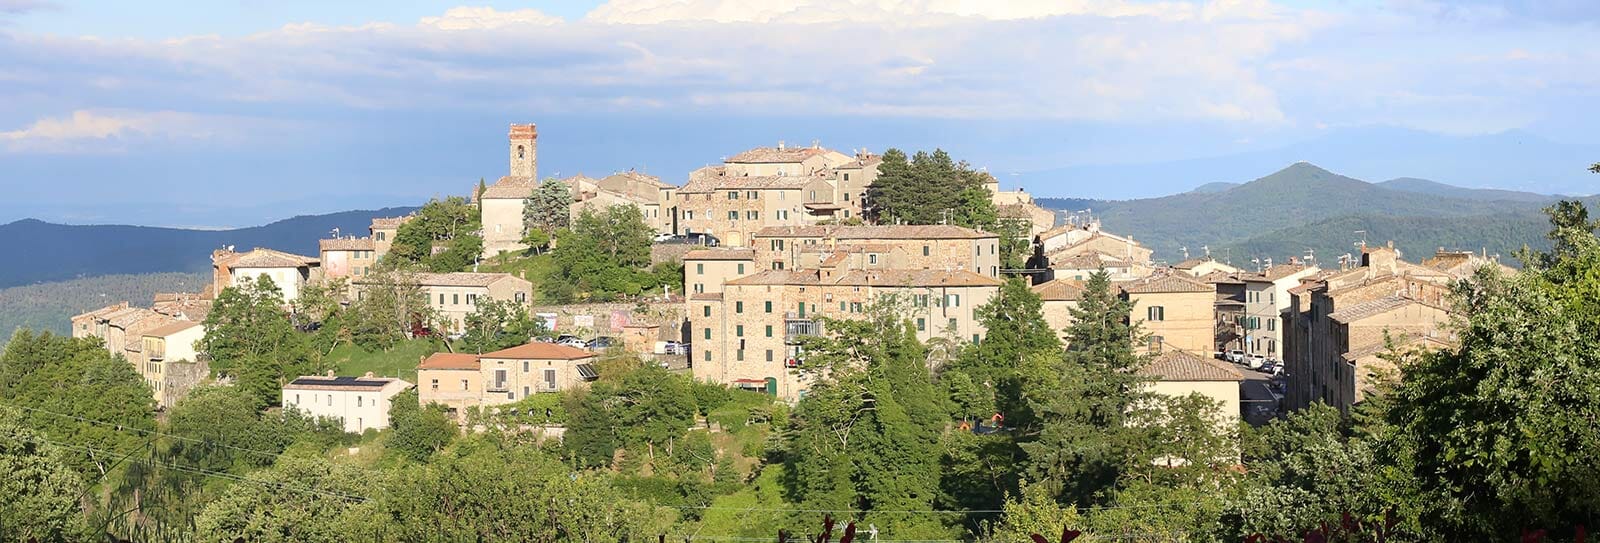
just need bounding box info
[1354,230,1368,248]
[1264,257,1273,270]
[1180,246,1189,260]
[1251,257,1262,273]
[329,227,340,239]
[1202,245,1211,257]
[1304,248,1316,266]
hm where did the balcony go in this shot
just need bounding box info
[785,318,822,344]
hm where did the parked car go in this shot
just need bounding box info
[1226,350,1245,364]
[653,232,675,242]
[663,340,687,355]
[683,232,720,247]
[586,336,618,350]
[556,335,586,349]
[1247,354,1267,369]
[1258,361,1278,374]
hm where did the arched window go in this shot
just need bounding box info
[517,145,525,159]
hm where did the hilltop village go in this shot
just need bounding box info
[41,122,1585,542]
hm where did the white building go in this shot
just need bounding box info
[282,373,413,434]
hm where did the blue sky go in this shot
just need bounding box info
[1,0,1598,226]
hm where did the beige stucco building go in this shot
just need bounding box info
[693,267,1001,401]
[319,237,377,281]
[1237,263,1320,358]
[211,247,321,303]
[72,303,208,408]
[370,216,410,261]
[480,123,540,258]
[1139,350,1244,429]
[751,225,1002,277]
[283,374,413,433]
[1118,273,1217,354]
[1031,278,1085,344]
[417,343,598,418]
[684,248,757,297]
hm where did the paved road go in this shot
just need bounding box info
[1237,367,1283,426]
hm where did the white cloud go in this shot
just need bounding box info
[419,6,563,30]
[0,110,289,153]
[582,0,1285,25]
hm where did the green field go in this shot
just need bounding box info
[477,253,555,301]
[326,338,445,382]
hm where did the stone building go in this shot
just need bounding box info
[823,151,881,218]
[692,267,1002,401]
[674,142,863,245]
[71,303,208,408]
[1174,257,1242,277]
[1038,221,1154,281]
[283,373,412,434]
[369,216,411,261]
[352,272,532,334]
[1237,262,1320,359]
[1282,243,1470,411]
[1116,272,1216,354]
[723,141,853,177]
[750,224,1001,277]
[1139,350,1244,428]
[417,343,598,418]
[211,247,320,303]
[480,123,540,258]
[683,248,757,297]
[1031,278,1085,344]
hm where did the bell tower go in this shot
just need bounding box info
[509,123,537,179]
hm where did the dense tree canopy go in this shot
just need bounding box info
[391,196,484,272]
[523,178,573,252]
[543,206,676,302]
[0,406,88,543]
[200,275,319,405]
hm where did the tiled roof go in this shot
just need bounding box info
[1199,270,1244,285]
[1173,258,1209,270]
[715,175,819,190]
[1326,295,1443,324]
[1052,251,1128,270]
[106,307,163,329]
[755,224,994,240]
[997,202,1048,219]
[678,166,728,193]
[480,342,595,361]
[410,272,517,287]
[229,248,319,269]
[319,238,375,251]
[142,320,200,338]
[726,270,823,286]
[1139,350,1243,382]
[726,145,830,163]
[1031,279,1085,301]
[683,248,756,261]
[690,292,725,301]
[73,302,130,322]
[1262,264,1312,281]
[1038,224,1083,240]
[605,170,672,188]
[1342,335,1453,362]
[482,176,538,199]
[370,216,411,229]
[727,268,1002,288]
[1118,273,1212,294]
[419,353,480,371]
[829,155,882,171]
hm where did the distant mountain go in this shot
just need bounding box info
[0,272,208,346]
[1377,178,1560,203]
[0,207,417,289]
[1037,162,1583,264]
[1190,182,1240,194]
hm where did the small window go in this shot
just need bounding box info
[1267,319,1276,331]
[869,254,877,265]
[736,325,744,337]
[766,350,774,362]
[765,325,773,337]
[696,263,705,274]
[1148,306,1166,321]
[462,379,469,390]
[738,263,746,274]
[523,361,529,372]
[452,294,459,305]
[431,379,438,391]
[764,301,773,313]
[704,328,712,340]
[703,306,711,317]
[728,191,739,200]
[728,210,739,220]
[704,350,711,362]
[923,245,930,256]
[357,396,363,407]
[736,349,745,361]
[736,301,744,313]
[748,190,758,199]
[916,318,926,331]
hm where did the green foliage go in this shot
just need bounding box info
[0,406,88,543]
[983,481,1085,543]
[867,148,991,226]
[565,365,698,467]
[192,453,380,543]
[169,386,347,472]
[457,296,546,354]
[952,277,1061,428]
[343,263,435,351]
[523,178,573,251]
[385,389,456,462]
[200,275,319,405]
[326,337,441,383]
[543,206,662,302]
[1022,270,1150,505]
[1230,403,1392,539]
[0,330,155,478]
[391,196,484,272]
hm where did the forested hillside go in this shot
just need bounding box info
[1038,163,1575,263]
[0,272,207,347]
[0,207,416,288]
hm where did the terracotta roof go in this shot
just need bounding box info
[419,353,480,371]
[1173,258,1209,270]
[1052,251,1129,270]
[410,272,518,287]
[480,342,595,360]
[727,268,1002,288]
[106,307,163,329]
[1326,295,1443,324]
[690,292,724,301]
[683,248,756,261]
[319,238,375,251]
[716,175,819,190]
[604,170,672,188]
[73,302,131,322]
[726,270,824,287]
[1117,273,1212,294]
[142,320,201,338]
[228,248,319,269]
[1262,264,1312,281]
[1140,350,1243,382]
[482,176,538,199]
[370,216,411,229]
[755,224,994,240]
[678,166,728,193]
[726,145,830,163]
[1038,224,1083,240]
[1199,270,1244,285]
[1031,279,1086,301]
[829,155,882,171]
[997,202,1049,219]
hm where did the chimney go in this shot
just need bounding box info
[325,369,335,378]
[777,140,785,150]
[363,371,375,378]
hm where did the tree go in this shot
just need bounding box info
[192,453,380,543]
[952,277,1061,429]
[984,481,1086,543]
[866,148,992,226]
[0,406,88,543]
[1385,204,1600,538]
[200,275,318,405]
[457,297,545,354]
[544,206,660,302]
[565,364,698,467]
[523,178,572,252]
[386,389,455,462]
[391,196,483,272]
[0,330,155,478]
[1022,270,1150,505]
[344,263,434,350]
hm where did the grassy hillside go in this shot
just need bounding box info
[1039,163,1563,261]
[0,272,208,347]
[0,206,417,288]
[326,338,444,383]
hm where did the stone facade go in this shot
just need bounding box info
[211,248,320,303]
[751,225,1002,278]
[1117,273,1217,355]
[319,237,377,281]
[417,343,597,419]
[352,272,532,334]
[72,303,208,408]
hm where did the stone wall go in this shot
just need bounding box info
[528,301,686,341]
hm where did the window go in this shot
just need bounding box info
[844,192,851,201]
[765,325,773,337]
[523,361,529,372]
[376,232,386,241]
[746,210,759,220]
[773,262,785,270]
[685,210,694,220]
[949,318,958,330]
[771,239,785,251]
[327,395,333,406]
[736,301,744,313]
[703,306,712,317]
[431,379,438,391]
[704,328,712,340]
[452,294,459,305]
[923,245,930,256]
[777,210,788,220]
[764,301,773,313]
[728,191,739,200]
[1267,319,1276,331]
[357,396,364,407]
[766,350,774,362]
[515,292,527,303]
[439,293,445,305]
[1149,336,1164,349]
[694,283,704,293]
[1147,306,1166,321]
[809,190,817,200]
[738,263,746,274]
[728,210,739,220]
[916,318,925,331]
[869,254,877,265]
[523,386,530,397]
[851,302,863,313]
[736,325,744,337]
[747,190,759,199]
[461,379,469,390]
[704,350,711,362]
[843,173,851,181]
[294,394,300,405]
[467,294,476,305]
[696,263,705,274]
